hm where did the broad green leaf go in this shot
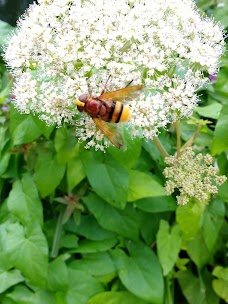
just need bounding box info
[202,199,225,252]
[0,269,24,293]
[212,105,228,155]
[70,252,116,279]
[7,174,43,227]
[32,116,55,139]
[140,213,169,245]
[186,233,211,269]
[82,151,128,208]
[0,221,48,287]
[83,193,140,241]
[135,197,176,213]
[128,170,165,201]
[47,257,69,291]
[65,215,116,241]
[88,291,148,304]
[34,151,65,196]
[67,155,86,191]
[111,242,164,303]
[70,238,118,254]
[107,129,142,169]
[218,180,228,203]
[0,71,12,100]
[156,220,182,276]
[60,234,79,248]
[54,127,78,164]
[177,269,219,304]
[5,285,56,304]
[212,266,228,302]
[194,103,222,119]
[12,115,42,146]
[0,153,10,176]
[0,20,14,47]
[66,269,104,304]
[213,1,228,27]
[176,202,205,242]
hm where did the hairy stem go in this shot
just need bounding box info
[152,136,170,158]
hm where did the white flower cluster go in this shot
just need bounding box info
[4,0,225,148]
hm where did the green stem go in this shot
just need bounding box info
[174,120,181,157]
[152,136,170,158]
[165,274,174,304]
[181,125,201,153]
[51,209,64,258]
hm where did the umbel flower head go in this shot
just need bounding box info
[163,147,227,206]
[4,0,225,149]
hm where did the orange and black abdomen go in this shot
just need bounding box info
[109,101,131,123]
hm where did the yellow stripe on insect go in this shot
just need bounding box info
[76,98,85,107]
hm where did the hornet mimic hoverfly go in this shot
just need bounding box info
[76,83,144,149]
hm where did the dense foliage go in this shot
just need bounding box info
[0,1,227,303]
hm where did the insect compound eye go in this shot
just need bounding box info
[79,93,88,103]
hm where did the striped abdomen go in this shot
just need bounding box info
[78,98,131,123]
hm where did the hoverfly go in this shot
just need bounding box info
[75,83,144,149]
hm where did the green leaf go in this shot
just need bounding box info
[82,151,128,208]
[7,174,43,227]
[65,215,116,241]
[12,115,42,146]
[54,127,78,164]
[88,291,148,304]
[70,238,118,254]
[212,105,228,155]
[186,233,211,269]
[212,266,228,303]
[135,197,176,213]
[107,129,142,169]
[213,1,228,27]
[0,269,24,293]
[34,151,65,196]
[111,242,164,303]
[60,234,79,249]
[47,257,69,291]
[67,155,86,191]
[0,153,10,176]
[70,252,116,279]
[66,269,104,304]
[0,221,48,287]
[218,180,228,203]
[202,199,225,252]
[156,220,182,276]
[5,285,56,304]
[0,20,14,47]
[128,170,166,201]
[176,202,205,242]
[83,193,140,241]
[194,103,222,119]
[32,116,55,139]
[177,269,219,304]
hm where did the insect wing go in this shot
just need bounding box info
[98,85,144,103]
[93,118,126,150]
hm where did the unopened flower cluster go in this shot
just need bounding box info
[163,148,227,205]
[4,0,225,149]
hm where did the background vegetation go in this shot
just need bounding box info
[0,0,227,303]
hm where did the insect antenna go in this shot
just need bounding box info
[125,79,133,87]
[100,74,111,95]
[86,76,92,96]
